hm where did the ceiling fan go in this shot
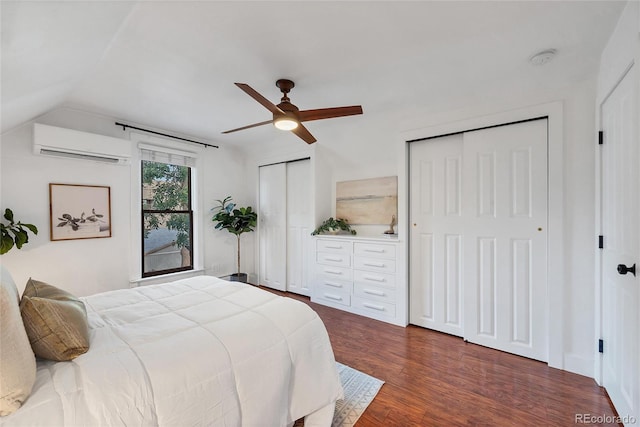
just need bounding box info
[222,79,363,144]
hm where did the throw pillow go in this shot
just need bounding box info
[0,266,36,416]
[20,278,90,361]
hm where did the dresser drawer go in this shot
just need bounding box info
[316,264,353,281]
[354,242,396,259]
[317,239,352,254]
[354,269,396,288]
[354,282,396,304]
[315,289,351,307]
[317,251,351,268]
[315,277,352,293]
[352,297,396,317]
[354,256,396,274]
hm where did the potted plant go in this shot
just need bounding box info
[0,209,38,255]
[211,196,257,283]
[311,217,356,236]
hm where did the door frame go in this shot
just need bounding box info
[397,101,565,369]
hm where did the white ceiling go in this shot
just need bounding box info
[1,1,626,146]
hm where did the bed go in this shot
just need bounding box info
[0,271,343,426]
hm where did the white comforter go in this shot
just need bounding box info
[2,276,343,426]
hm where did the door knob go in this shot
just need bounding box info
[617,263,636,277]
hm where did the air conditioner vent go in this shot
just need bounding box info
[33,123,131,165]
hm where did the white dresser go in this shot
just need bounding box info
[311,235,405,326]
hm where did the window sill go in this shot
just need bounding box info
[130,268,205,287]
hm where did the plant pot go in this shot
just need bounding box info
[228,273,248,283]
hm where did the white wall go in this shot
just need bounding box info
[246,75,600,377]
[0,107,251,296]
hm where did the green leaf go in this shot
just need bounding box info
[13,229,28,248]
[3,209,14,223]
[0,235,14,255]
[21,223,38,234]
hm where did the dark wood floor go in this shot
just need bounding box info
[266,288,620,427]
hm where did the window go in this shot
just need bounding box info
[141,159,193,277]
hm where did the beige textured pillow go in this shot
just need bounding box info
[0,266,36,416]
[20,278,90,361]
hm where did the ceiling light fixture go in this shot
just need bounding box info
[529,49,557,66]
[273,115,299,131]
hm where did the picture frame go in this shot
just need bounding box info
[49,183,112,241]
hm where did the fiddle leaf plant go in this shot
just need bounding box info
[0,209,38,255]
[311,217,356,236]
[211,196,257,274]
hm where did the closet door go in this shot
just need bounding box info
[409,119,548,361]
[462,119,548,361]
[259,163,287,291]
[409,134,465,337]
[286,160,312,296]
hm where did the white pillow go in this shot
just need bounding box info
[0,266,36,416]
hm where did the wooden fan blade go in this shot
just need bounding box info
[235,83,285,115]
[221,120,273,134]
[291,123,317,144]
[298,105,363,122]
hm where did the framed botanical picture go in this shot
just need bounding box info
[49,183,112,241]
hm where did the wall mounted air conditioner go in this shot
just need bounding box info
[33,123,132,165]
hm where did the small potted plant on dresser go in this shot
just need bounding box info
[211,197,257,283]
[311,217,356,236]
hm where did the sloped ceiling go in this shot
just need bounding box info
[1,1,626,145]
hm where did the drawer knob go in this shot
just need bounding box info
[325,269,343,275]
[363,275,385,283]
[364,289,385,297]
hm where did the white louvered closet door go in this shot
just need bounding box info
[410,119,548,361]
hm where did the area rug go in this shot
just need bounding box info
[295,362,384,426]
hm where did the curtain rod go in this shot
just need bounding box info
[115,122,219,149]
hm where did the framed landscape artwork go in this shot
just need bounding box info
[336,176,398,225]
[49,183,112,241]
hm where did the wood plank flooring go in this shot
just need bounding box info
[267,288,620,427]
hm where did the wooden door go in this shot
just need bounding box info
[601,66,639,422]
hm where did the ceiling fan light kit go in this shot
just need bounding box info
[274,115,298,131]
[222,78,363,144]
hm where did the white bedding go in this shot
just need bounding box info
[1,276,343,426]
